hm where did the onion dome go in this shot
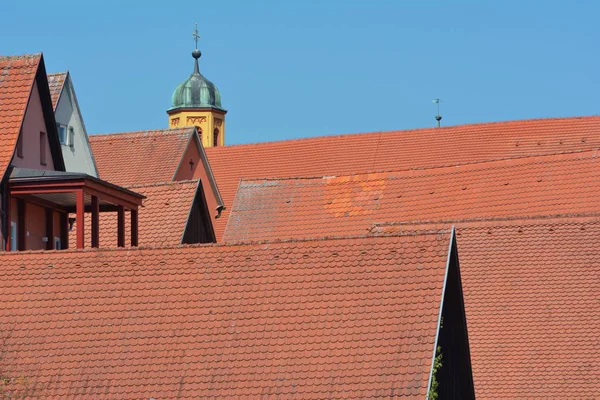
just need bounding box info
[169,48,224,111]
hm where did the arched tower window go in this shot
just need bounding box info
[196,126,202,142]
[213,128,220,147]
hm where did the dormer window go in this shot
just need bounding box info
[57,124,67,145]
[40,131,47,165]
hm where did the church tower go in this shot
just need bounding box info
[167,26,227,147]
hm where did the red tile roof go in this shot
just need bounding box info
[207,115,600,241]
[453,217,600,398]
[69,180,200,248]
[0,54,41,180]
[47,72,66,110]
[223,150,600,243]
[0,231,450,398]
[89,128,195,186]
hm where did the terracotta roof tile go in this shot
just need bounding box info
[0,53,40,179]
[47,72,66,109]
[207,115,600,241]
[89,128,195,186]
[454,218,600,398]
[223,150,600,242]
[0,231,450,398]
[69,180,200,248]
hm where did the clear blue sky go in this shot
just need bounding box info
[2,0,598,144]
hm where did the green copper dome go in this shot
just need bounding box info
[169,50,225,111]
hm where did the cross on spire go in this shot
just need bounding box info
[192,23,200,49]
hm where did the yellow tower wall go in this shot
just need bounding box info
[168,109,226,147]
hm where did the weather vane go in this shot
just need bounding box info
[432,98,443,127]
[192,23,200,49]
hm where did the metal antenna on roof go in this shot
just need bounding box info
[433,99,442,127]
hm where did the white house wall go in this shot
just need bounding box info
[54,76,98,177]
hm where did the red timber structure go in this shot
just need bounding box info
[6,168,143,250]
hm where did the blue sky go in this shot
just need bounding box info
[1,0,598,144]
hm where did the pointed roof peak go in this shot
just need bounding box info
[191,23,202,73]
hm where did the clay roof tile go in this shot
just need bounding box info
[89,128,196,186]
[207,115,600,241]
[0,230,451,398]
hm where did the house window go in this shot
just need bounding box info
[68,127,75,148]
[16,134,23,158]
[213,128,219,147]
[54,237,61,250]
[40,131,47,165]
[10,221,17,251]
[57,124,67,144]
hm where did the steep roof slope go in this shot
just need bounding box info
[223,150,600,242]
[69,180,201,248]
[455,218,600,398]
[0,231,450,398]
[89,128,195,186]
[47,71,66,109]
[207,116,600,241]
[368,217,600,398]
[0,54,41,179]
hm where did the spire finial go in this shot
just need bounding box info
[191,23,202,73]
[192,23,200,50]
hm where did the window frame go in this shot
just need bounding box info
[213,128,219,147]
[57,123,68,145]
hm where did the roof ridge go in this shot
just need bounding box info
[0,228,453,257]
[0,53,42,61]
[372,212,600,230]
[90,127,195,140]
[238,148,600,183]
[125,179,199,189]
[208,114,600,151]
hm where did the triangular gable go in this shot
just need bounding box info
[427,228,475,399]
[89,128,196,186]
[68,180,212,248]
[50,71,99,177]
[181,179,216,244]
[6,54,65,176]
[0,54,40,180]
[173,128,224,218]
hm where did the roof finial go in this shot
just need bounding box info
[191,23,202,74]
[192,23,200,51]
[433,98,443,127]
